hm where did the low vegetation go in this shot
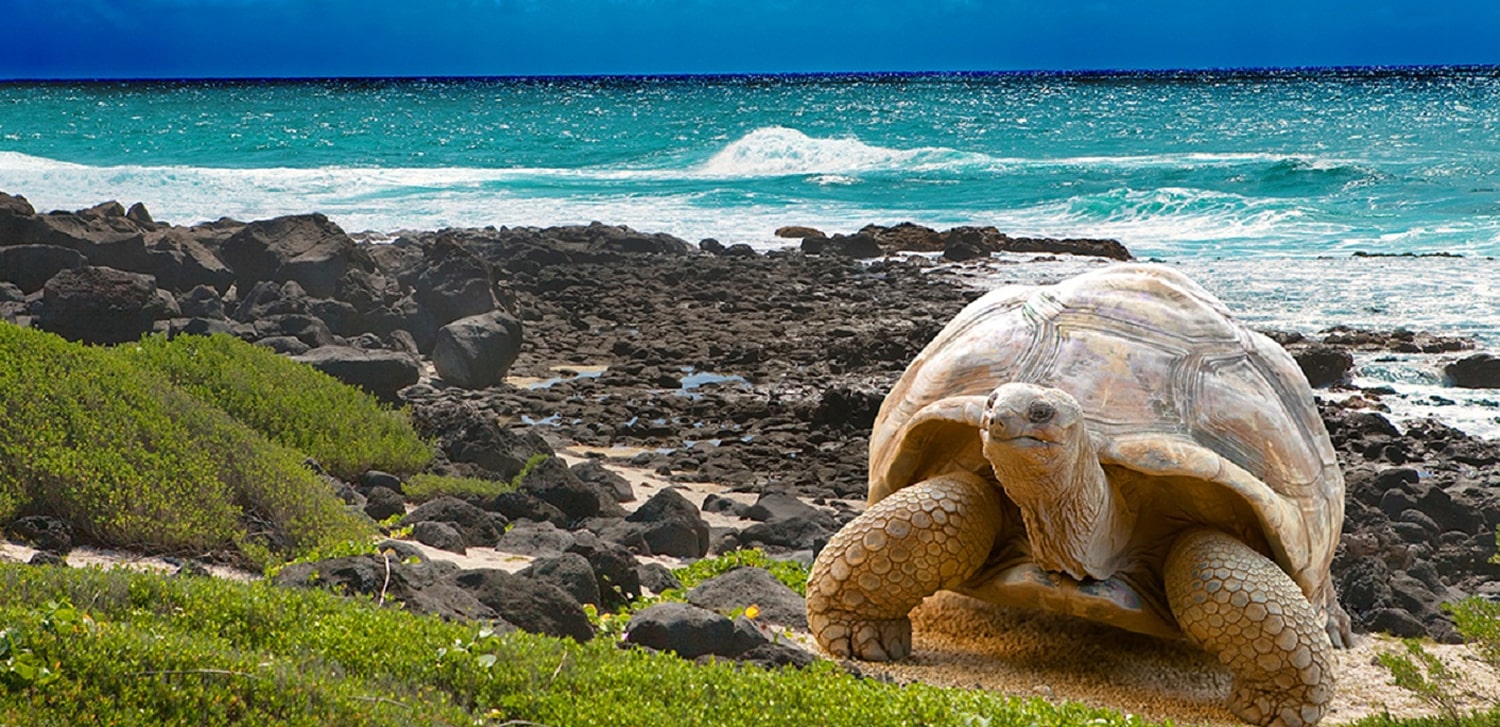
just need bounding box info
[402,454,551,505]
[0,325,367,565]
[0,564,1164,727]
[119,333,432,479]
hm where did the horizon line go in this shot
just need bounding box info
[4,63,1499,84]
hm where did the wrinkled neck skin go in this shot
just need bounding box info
[983,430,1132,581]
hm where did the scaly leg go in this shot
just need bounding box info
[1165,528,1335,727]
[806,471,1002,661]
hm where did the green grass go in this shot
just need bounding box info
[118,333,432,479]
[0,325,368,566]
[0,564,1165,727]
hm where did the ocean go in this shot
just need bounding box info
[3,69,1500,435]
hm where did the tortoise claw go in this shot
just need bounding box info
[811,612,912,661]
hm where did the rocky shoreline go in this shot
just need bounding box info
[3,191,1500,669]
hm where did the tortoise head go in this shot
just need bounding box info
[979,382,1126,581]
[980,382,1085,451]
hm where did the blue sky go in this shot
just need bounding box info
[3,0,1499,79]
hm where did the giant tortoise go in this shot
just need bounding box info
[806,263,1351,727]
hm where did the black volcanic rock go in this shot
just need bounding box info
[219,213,360,299]
[37,266,166,344]
[1445,353,1500,388]
[0,245,87,293]
[431,310,523,389]
[292,346,420,402]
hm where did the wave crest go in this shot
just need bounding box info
[696,126,980,178]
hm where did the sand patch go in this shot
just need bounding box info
[0,541,257,581]
[843,591,1500,726]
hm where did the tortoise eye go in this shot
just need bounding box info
[1026,400,1056,424]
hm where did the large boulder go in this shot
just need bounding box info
[0,198,231,293]
[571,460,634,503]
[218,213,359,299]
[1445,353,1500,388]
[624,488,710,558]
[275,554,498,622]
[409,400,556,482]
[232,280,313,322]
[801,233,881,259]
[0,191,35,216]
[566,532,642,611]
[88,227,234,293]
[292,345,420,402]
[454,568,594,642]
[686,566,808,630]
[177,284,226,319]
[37,266,165,344]
[411,236,504,326]
[622,602,764,659]
[0,245,87,293]
[495,520,576,557]
[431,310,523,389]
[518,552,602,607]
[518,456,625,522]
[1293,343,1355,388]
[490,491,569,528]
[399,496,504,548]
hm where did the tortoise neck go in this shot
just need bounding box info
[984,432,1131,581]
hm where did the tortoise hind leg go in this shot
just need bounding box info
[806,471,1002,661]
[1165,528,1335,727]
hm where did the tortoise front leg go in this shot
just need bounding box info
[1165,528,1335,727]
[806,471,1002,661]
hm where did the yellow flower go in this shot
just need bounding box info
[744,604,761,620]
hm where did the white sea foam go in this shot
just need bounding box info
[695,126,981,177]
[690,127,1369,178]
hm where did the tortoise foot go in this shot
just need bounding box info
[1231,683,1328,727]
[1165,528,1334,727]
[808,611,912,661]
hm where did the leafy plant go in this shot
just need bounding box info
[404,473,515,503]
[0,599,94,691]
[673,548,809,595]
[262,537,383,579]
[118,333,432,479]
[1376,639,1467,724]
[0,324,368,565]
[1447,597,1500,669]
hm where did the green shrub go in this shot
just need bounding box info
[404,473,515,503]
[0,564,1163,727]
[1376,639,1467,724]
[118,334,432,479]
[0,324,367,564]
[1448,597,1500,668]
[674,547,810,596]
[405,453,549,503]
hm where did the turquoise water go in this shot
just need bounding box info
[2,69,1498,258]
